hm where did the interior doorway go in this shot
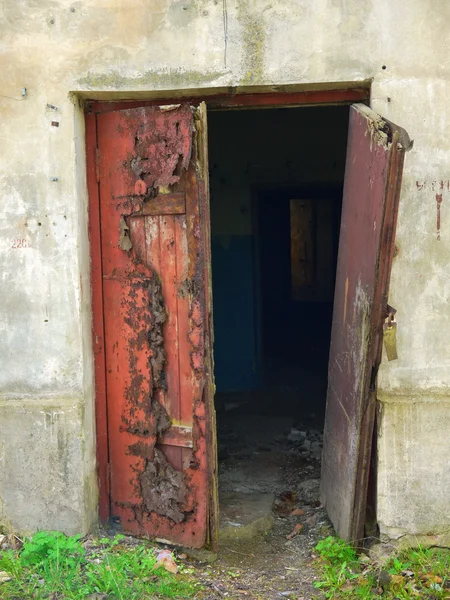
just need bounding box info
[208,106,348,537]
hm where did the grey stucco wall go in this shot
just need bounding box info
[0,0,449,539]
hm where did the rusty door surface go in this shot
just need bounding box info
[96,103,218,548]
[320,104,411,543]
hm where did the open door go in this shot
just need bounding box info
[320,104,411,542]
[95,103,218,549]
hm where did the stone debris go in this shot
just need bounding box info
[273,491,297,517]
[0,533,22,551]
[287,428,306,442]
[301,439,311,451]
[287,425,323,461]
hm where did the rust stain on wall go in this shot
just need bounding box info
[436,193,443,240]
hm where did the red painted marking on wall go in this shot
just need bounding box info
[436,193,443,240]
[416,180,450,192]
[11,238,31,248]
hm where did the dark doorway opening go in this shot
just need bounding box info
[208,105,349,540]
[257,187,342,421]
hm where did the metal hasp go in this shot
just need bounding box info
[320,104,411,544]
[96,103,218,549]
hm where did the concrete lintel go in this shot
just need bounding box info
[72,79,372,102]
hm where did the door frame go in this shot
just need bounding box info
[85,85,370,524]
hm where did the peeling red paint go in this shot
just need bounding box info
[96,103,215,548]
[127,104,193,191]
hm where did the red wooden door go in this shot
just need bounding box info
[96,103,217,548]
[320,104,411,542]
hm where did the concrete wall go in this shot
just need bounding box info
[0,0,449,539]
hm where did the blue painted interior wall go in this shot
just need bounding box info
[211,235,257,390]
[208,107,349,392]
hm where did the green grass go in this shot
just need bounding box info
[0,531,199,599]
[313,535,450,599]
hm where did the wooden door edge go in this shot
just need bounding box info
[195,103,219,551]
[86,112,110,523]
[349,122,410,544]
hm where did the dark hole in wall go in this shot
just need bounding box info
[207,104,354,537]
[208,105,348,424]
[257,187,342,422]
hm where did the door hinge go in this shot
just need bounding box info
[95,147,100,183]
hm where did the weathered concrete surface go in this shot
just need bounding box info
[0,0,449,536]
[377,396,450,546]
[0,397,97,535]
[219,492,276,542]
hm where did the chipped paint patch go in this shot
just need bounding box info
[126,104,193,194]
[139,449,188,523]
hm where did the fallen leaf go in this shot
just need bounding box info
[341,582,355,592]
[178,553,187,560]
[274,492,298,517]
[280,491,297,503]
[290,508,305,517]
[389,574,406,590]
[286,524,303,539]
[378,570,391,589]
[422,573,443,584]
[154,550,178,574]
[0,572,11,583]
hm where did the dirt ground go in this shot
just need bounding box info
[183,406,332,600]
[97,391,332,600]
[100,411,331,599]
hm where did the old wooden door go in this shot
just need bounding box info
[96,103,218,548]
[320,104,411,543]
